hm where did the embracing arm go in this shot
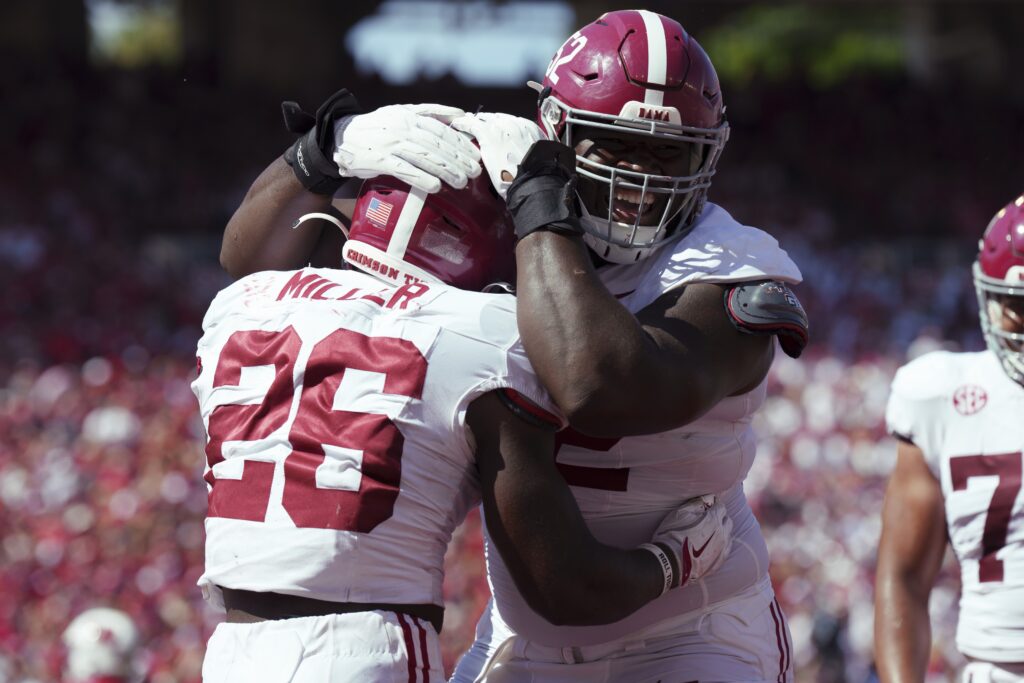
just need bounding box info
[515,232,774,436]
[221,93,481,279]
[503,141,787,436]
[468,391,663,625]
[874,439,948,683]
[221,156,351,277]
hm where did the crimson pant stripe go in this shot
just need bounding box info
[768,600,786,683]
[774,598,792,678]
[416,617,432,681]
[398,613,418,682]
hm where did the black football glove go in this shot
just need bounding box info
[505,140,584,241]
[281,89,362,196]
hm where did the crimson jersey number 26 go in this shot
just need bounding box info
[203,326,426,533]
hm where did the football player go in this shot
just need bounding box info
[451,12,807,682]
[62,607,141,683]
[218,10,807,682]
[875,195,1024,683]
[194,169,732,682]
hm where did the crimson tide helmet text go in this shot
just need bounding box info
[345,171,516,292]
[974,194,1024,386]
[534,9,729,263]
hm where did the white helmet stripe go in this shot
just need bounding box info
[638,10,667,107]
[387,187,428,258]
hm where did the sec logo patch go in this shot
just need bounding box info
[952,385,988,416]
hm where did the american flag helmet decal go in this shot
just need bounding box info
[365,197,393,226]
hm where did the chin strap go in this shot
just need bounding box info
[292,211,349,238]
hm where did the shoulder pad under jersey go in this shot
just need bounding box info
[724,280,809,358]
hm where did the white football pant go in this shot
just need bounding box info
[962,661,1024,683]
[203,610,443,682]
[451,577,793,683]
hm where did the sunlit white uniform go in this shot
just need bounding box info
[454,203,803,683]
[192,268,560,683]
[886,349,1024,667]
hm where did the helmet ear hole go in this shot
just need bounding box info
[440,215,464,233]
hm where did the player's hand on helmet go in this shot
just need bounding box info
[333,104,482,194]
[450,112,544,200]
[649,494,733,591]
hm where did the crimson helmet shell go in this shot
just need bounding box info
[536,10,729,263]
[977,197,1024,280]
[345,172,515,292]
[540,11,724,135]
[973,194,1024,385]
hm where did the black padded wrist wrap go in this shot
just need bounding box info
[281,89,362,196]
[506,140,584,240]
[284,128,343,195]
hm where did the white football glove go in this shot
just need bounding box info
[332,104,482,194]
[450,112,544,199]
[643,494,733,594]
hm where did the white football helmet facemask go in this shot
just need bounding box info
[534,10,729,263]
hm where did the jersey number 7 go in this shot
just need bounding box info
[950,451,1023,583]
[203,326,427,533]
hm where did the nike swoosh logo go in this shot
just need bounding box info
[692,532,715,558]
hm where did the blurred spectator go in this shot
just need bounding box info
[63,606,142,683]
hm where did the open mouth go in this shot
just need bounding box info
[609,189,662,223]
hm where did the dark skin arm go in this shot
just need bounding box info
[467,391,663,626]
[514,232,774,436]
[874,439,948,683]
[221,156,355,277]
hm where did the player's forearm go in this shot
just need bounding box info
[875,442,948,682]
[221,156,333,278]
[549,546,665,626]
[472,391,665,624]
[485,473,664,625]
[514,233,661,434]
[874,578,933,683]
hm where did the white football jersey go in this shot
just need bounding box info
[886,349,1024,662]
[483,203,805,646]
[192,268,560,610]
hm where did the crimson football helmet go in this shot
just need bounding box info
[533,9,729,263]
[63,607,140,682]
[343,171,516,291]
[974,194,1024,386]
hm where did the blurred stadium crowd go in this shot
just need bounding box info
[0,59,1010,682]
